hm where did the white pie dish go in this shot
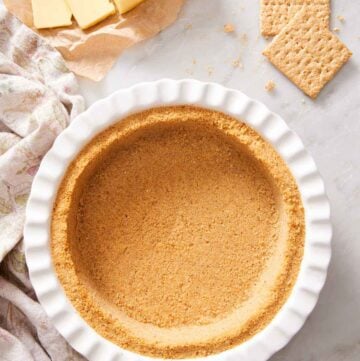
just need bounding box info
[24,79,332,361]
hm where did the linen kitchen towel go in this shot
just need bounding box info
[0,8,86,361]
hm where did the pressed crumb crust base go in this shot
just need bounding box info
[51,106,305,359]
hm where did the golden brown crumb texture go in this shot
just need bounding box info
[51,106,305,358]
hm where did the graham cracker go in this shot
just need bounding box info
[260,0,331,36]
[263,7,352,98]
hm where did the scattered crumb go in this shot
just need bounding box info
[207,66,214,76]
[185,68,194,76]
[192,59,197,65]
[265,80,276,92]
[337,15,345,22]
[224,23,235,33]
[184,23,192,30]
[232,58,243,68]
[301,99,306,104]
[333,27,340,33]
[239,33,248,45]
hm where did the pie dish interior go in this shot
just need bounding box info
[51,105,305,359]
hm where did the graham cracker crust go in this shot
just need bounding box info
[51,106,305,358]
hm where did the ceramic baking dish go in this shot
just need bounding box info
[24,79,332,361]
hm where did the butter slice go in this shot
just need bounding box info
[66,0,115,29]
[32,0,72,29]
[113,0,146,14]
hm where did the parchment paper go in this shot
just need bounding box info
[4,0,185,81]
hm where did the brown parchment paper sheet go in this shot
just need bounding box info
[4,0,185,81]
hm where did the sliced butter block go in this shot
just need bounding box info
[32,0,72,29]
[66,0,116,29]
[114,0,146,14]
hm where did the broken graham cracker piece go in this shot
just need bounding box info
[263,8,352,98]
[260,0,330,37]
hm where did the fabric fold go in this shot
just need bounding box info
[0,9,86,361]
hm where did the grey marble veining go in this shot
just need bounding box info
[79,1,360,360]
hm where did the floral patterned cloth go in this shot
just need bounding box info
[0,8,86,361]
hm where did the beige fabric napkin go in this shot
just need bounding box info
[0,8,86,360]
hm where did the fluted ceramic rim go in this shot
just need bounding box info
[24,79,332,361]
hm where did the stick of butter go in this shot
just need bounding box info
[32,0,72,29]
[65,0,116,29]
[113,0,146,14]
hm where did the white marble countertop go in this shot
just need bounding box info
[79,1,359,360]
